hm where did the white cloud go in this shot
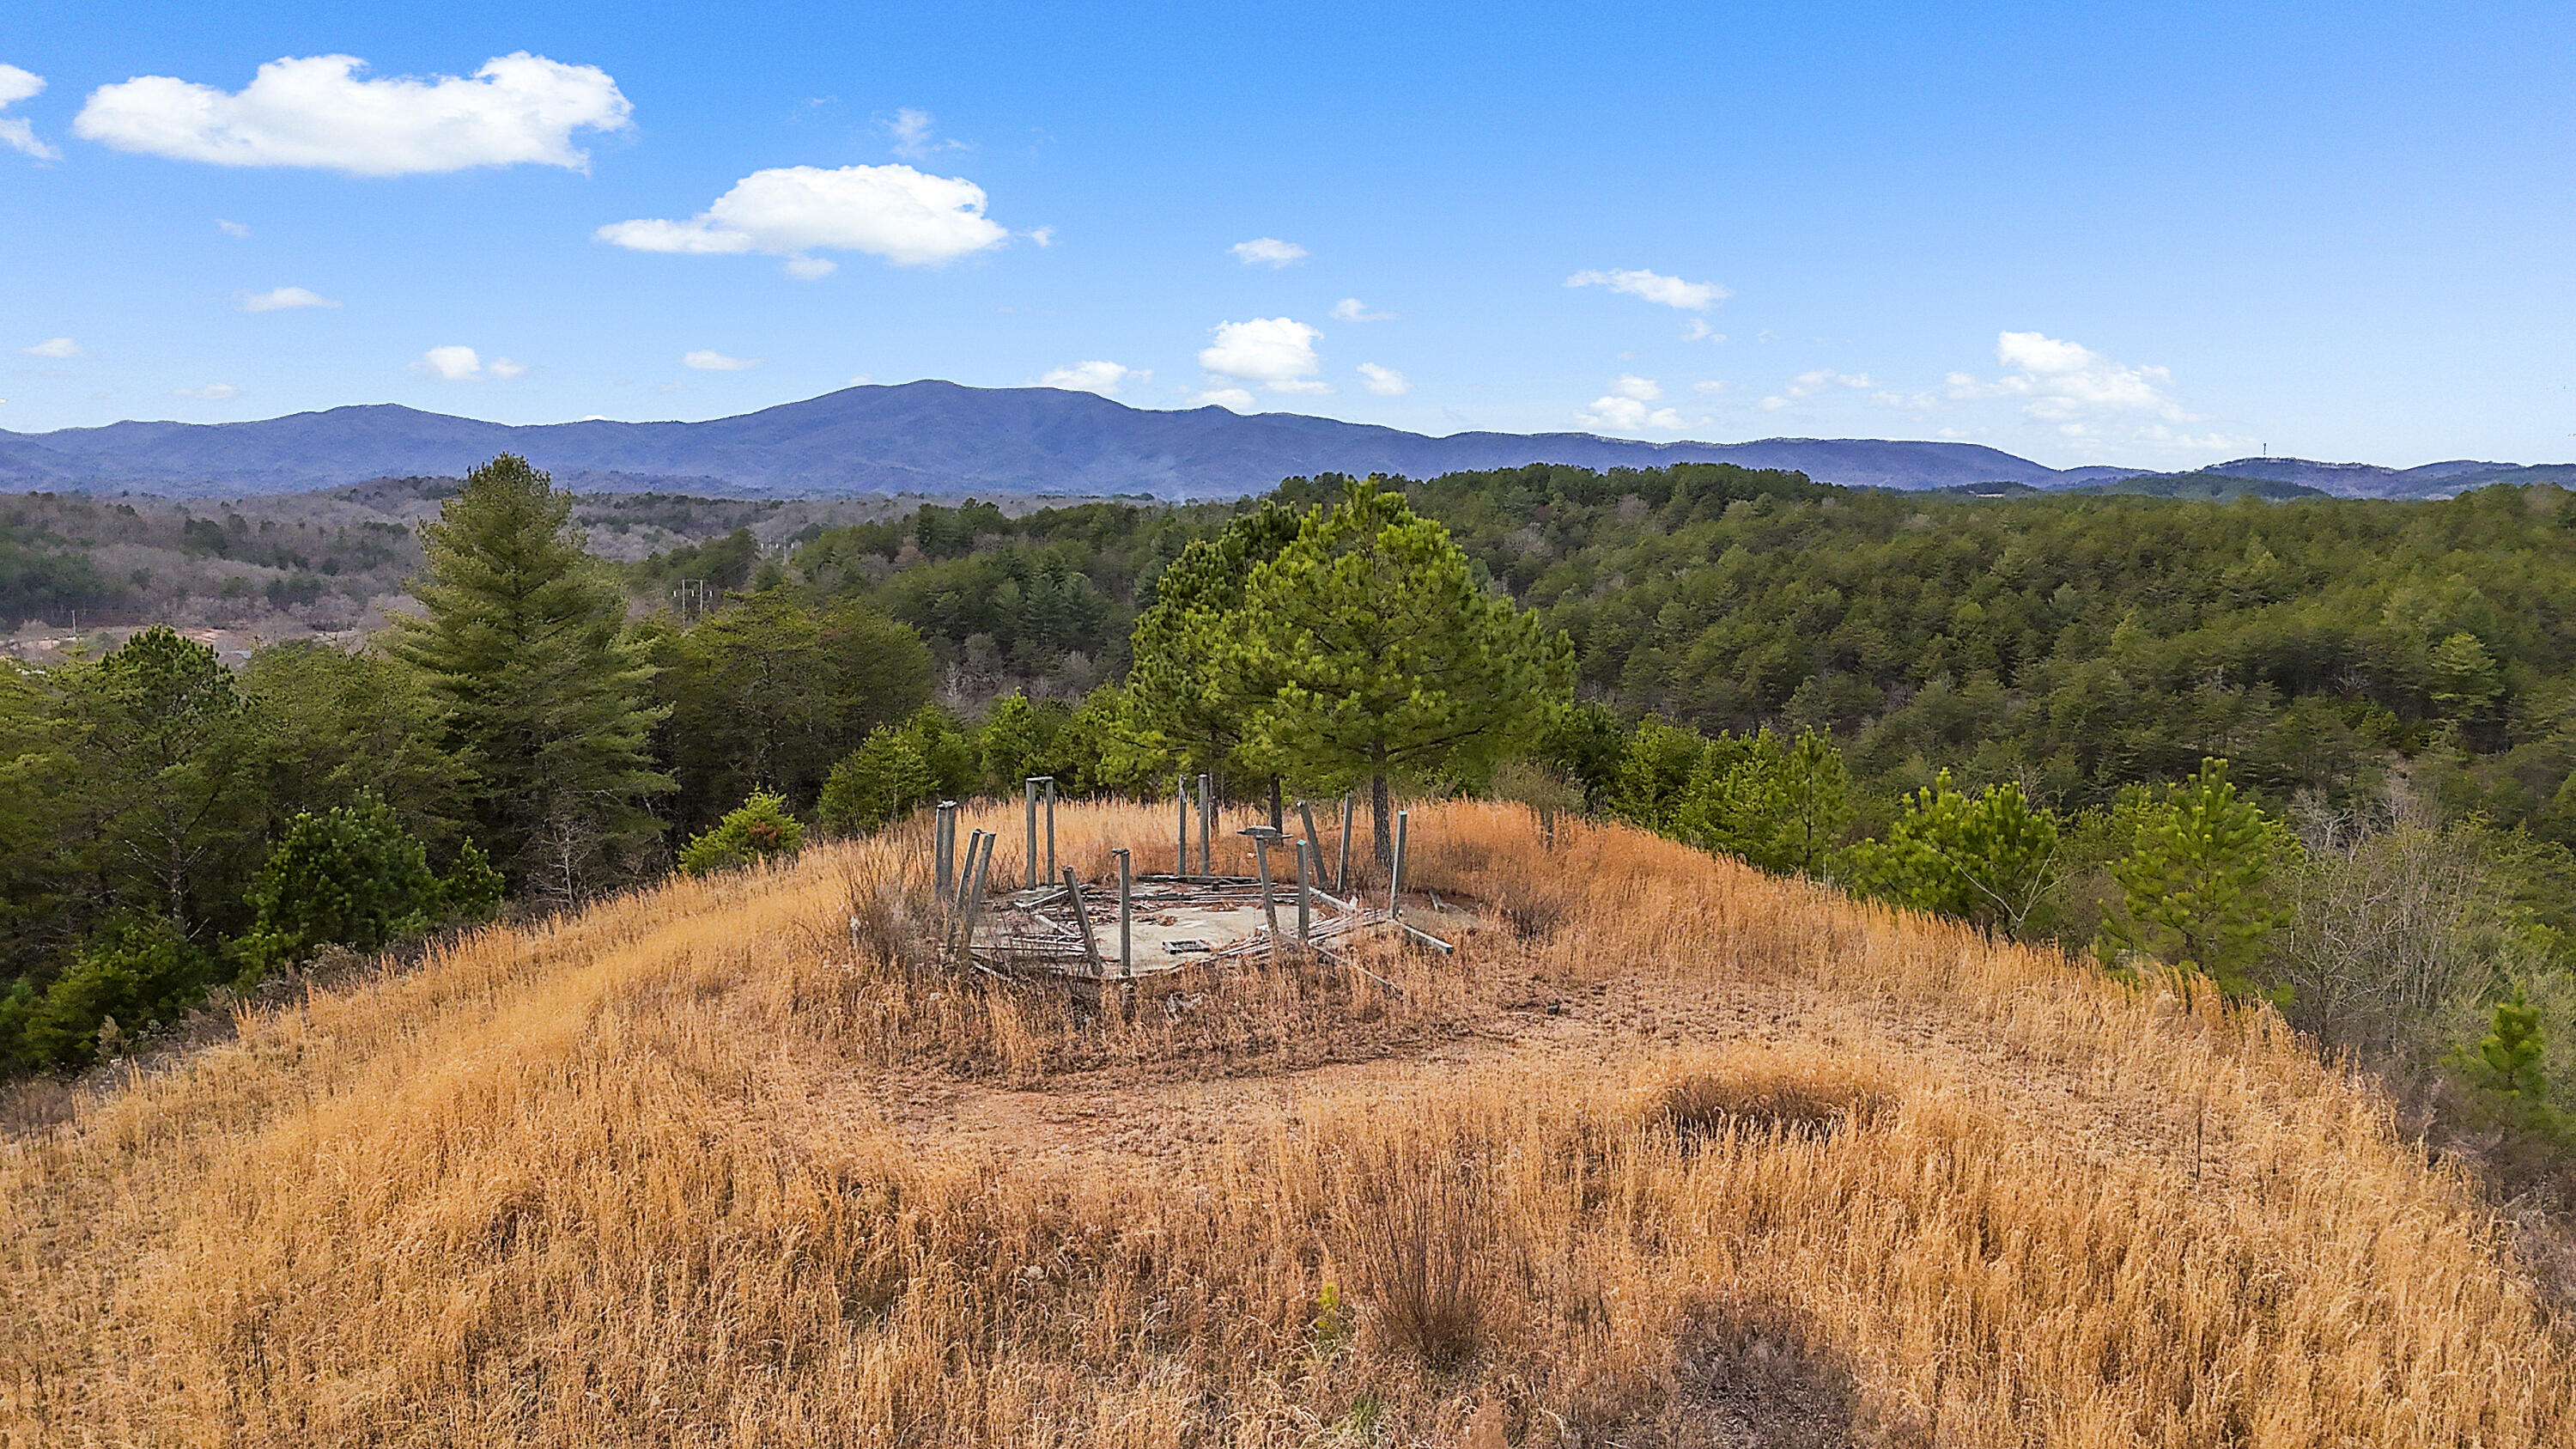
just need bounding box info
[21,337,82,358]
[1758,369,1876,410]
[75,52,629,175]
[1565,267,1730,311]
[683,350,762,371]
[1692,380,1733,395]
[883,107,966,161]
[1580,394,1686,431]
[1195,387,1256,411]
[0,64,58,160]
[1199,316,1325,392]
[1682,319,1724,342]
[1358,362,1409,396]
[174,383,239,400]
[1039,360,1145,396]
[598,162,1009,273]
[1230,237,1307,267]
[417,345,519,381]
[1947,331,2187,422]
[239,285,340,312]
[1608,374,1662,401]
[1028,224,1055,247]
[1331,297,1394,322]
[216,218,251,238]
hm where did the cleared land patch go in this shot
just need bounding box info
[3,801,2570,1446]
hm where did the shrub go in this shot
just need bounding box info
[677,791,805,876]
[12,916,214,1069]
[231,800,441,980]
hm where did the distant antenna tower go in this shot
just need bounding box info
[675,578,708,625]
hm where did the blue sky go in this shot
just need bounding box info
[4,1,2573,468]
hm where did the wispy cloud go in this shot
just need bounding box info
[239,285,340,311]
[1566,267,1729,310]
[1331,297,1394,322]
[683,350,762,371]
[1230,237,1308,267]
[0,64,59,160]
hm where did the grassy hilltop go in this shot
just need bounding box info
[5,800,2567,1446]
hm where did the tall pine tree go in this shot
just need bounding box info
[1220,478,1572,868]
[391,455,670,898]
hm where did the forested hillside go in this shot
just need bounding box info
[8,457,2576,1208]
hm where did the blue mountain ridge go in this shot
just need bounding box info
[0,381,2550,499]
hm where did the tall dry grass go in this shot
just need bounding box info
[0,799,2567,1446]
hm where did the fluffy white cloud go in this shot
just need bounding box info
[416,345,520,381]
[1199,317,1325,392]
[1946,331,2189,424]
[1608,374,1662,402]
[174,383,239,400]
[1028,225,1055,247]
[75,52,630,174]
[1357,362,1409,396]
[1692,380,1733,395]
[1565,267,1730,311]
[1758,369,1875,410]
[598,163,1009,274]
[1195,387,1256,411]
[1580,395,1685,431]
[683,350,762,371]
[0,64,58,160]
[1331,297,1394,322]
[1230,237,1308,267]
[1038,360,1146,396]
[239,285,339,312]
[21,337,82,358]
[216,218,251,238]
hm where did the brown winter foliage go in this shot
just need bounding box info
[3,801,2571,1446]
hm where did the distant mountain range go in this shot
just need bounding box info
[2,381,2564,501]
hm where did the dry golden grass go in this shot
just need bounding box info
[3,800,2569,1446]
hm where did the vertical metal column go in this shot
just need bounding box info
[1388,809,1409,921]
[1176,777,1190,878]
[1295,837,1313,947]
[1337,792,1356,895]
[1197,772,1213,876]
[1112,847,1133,978]
[1024,777,1041,889]
[1042,776,1058,886]
[933,801,956,904]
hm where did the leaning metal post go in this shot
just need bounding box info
[1063,868,1105,979]
[1242,826,1284,966]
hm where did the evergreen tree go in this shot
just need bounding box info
[1677,727,1854,876]
[1844,770,2058,936]
[2468,987,2549,1104]
[1220,478,1574,868]
[677,791,805,876]
[1123,501,1303,788]
[817,726,938,833]
[389,455,671,898]
[2098,758,2294,997]
[232,799,441,978]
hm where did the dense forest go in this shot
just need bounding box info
[5,456,2575,1195]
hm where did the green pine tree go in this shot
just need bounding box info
[2470,988,2549,1103]
[2097,758,2294,998]
[389,455,671,898]
[1843,770,2058,936]
[1218,478,1574,868]
[232,799,441,978]
[1123,501,1303,790]
[677,791,805,876]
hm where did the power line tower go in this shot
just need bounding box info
[674,578,708,626]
